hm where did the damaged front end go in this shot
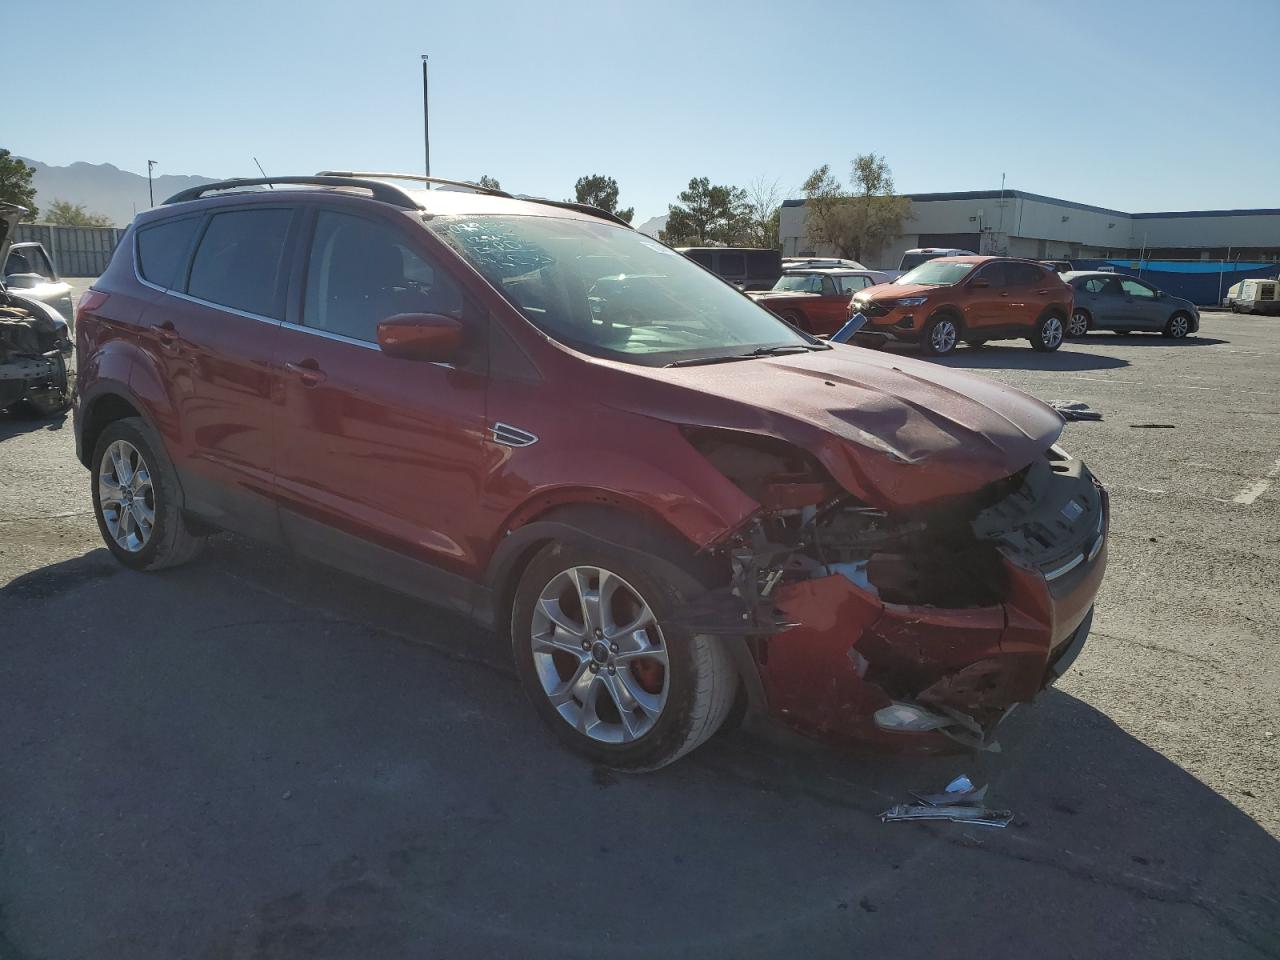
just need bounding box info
[679,429,1108,751]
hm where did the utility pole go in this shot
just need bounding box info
[421,55,431,179]
[147,160,157,207]
[995,172,1006,254]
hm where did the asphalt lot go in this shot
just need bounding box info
[2,283,1278,959]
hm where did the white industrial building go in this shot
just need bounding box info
[779,190,1280,270]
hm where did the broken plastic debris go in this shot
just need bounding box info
[880,804,1013,827]
[828,560,876,594]
[873,702,953,732]
[1049,400,1102,422]
[911,774,989,807]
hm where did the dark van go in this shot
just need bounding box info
[678,247,782,291]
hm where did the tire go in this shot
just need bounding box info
[1230,303,1240,313]
[511,538,737,771]
[1067,310,1090,338]
[1031,313,1065,352]
[1163,312,1192,339]
[90,417,207,570]
[16,354,71,418]
[921,314,960,356]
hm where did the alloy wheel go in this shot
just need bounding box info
[1041,316,1064,349]
[530,565,669,744]
[930,319,957,354]
[98,440,155,552]
[1068,311,1089,337]
[1169,315,1189,337]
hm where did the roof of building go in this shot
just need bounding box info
[781,189,1280,220]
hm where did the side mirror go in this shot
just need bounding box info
[970,278,990,289]
[376,313,463,362]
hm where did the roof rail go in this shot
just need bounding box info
[316,171,513,198]
[316,171,631,228]
[162,176,420,208]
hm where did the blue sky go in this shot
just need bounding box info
[11,0,1279,223]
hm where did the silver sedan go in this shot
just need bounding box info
[1063,271,1199,338]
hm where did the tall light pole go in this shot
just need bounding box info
[147,160,158,207]
[421,55,431,179]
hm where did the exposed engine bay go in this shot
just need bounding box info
[0,292,72,416]
[679,427,1109,750]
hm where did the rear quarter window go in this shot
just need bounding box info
[717,253,746,276]
[135,216,203,289]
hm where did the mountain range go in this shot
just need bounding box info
[21,159,219,228]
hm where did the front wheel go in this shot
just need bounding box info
[1067,310,1090,338]
[1031,314,1065,352]
[922,315,959,356]
[780,310,810,334]
[511,540,737,770]
[1164,313,1191,338]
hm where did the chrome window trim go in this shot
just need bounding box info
[280,319,378,351]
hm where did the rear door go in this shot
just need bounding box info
[272,205,490,580]
[142,204,296,536]
[1004,262,1053,330]
[1076,276,1124,328]
[1118,277,1163,328]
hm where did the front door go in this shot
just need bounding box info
[273,206,490,582]
[1118,277,1163,329]
[962,261,1009,331]
[1077,275,1123,328]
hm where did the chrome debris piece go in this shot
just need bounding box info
[880,804,1013,828]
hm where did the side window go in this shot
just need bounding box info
[187,209,293,317]
[1120,278,1156,299]
[136,216,202,290]
[975,262,1007,287]
[717,253,746,277]
[1005,263,1042,286]
[837,275,870,294]
[304,210,463,343]
[1082,277,1113,294]
[746,250,778,279]
[820,276,838,297]
[686,251,713,268]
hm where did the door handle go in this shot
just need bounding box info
[284,359,327,386]
[154,320,178,344]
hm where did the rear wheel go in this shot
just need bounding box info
[1031,313,1065,352]
[1067,310,1090,338]
[1164,312,1191,338]
[922,315,959,356]
[91,417,207,570]
[780,310,810,334]
[511,540,737,770]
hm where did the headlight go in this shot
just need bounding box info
[896,297,928,307]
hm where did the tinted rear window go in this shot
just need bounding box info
[746,250,781,279]
[717,253,746,276]
[686,251,713,267]
[136,217,202,289]
[187,209,293,318]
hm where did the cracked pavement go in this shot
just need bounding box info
[1,290,1277,959]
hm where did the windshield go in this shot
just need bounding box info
[772,274,823,293]
[428,215,814,366]
[899,251,946,271]
[895,261,975,286]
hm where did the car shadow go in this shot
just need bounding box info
[911,345,1132,372]
[1076,334,1228,347]
[4,541,1277,958]
[0,407,70,442]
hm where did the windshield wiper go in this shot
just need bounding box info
[665,344,823,367]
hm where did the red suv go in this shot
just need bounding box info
[848,256,1074,356]
[74,174,1107,769]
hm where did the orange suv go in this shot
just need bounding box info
[847,256,1073,356]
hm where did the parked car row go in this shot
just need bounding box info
[71,172,1109,770]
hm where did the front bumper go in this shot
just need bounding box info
[755,542,1105,749]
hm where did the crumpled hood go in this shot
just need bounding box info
[613,345,1064,509]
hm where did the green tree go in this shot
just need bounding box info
[476,175,502,191]
[0,149,38,221]
[44,199,114,228]
[660,177,751,246]
[802,154,911,262]
[572,174,634,223]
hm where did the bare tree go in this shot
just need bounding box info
[744,176,783,250]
